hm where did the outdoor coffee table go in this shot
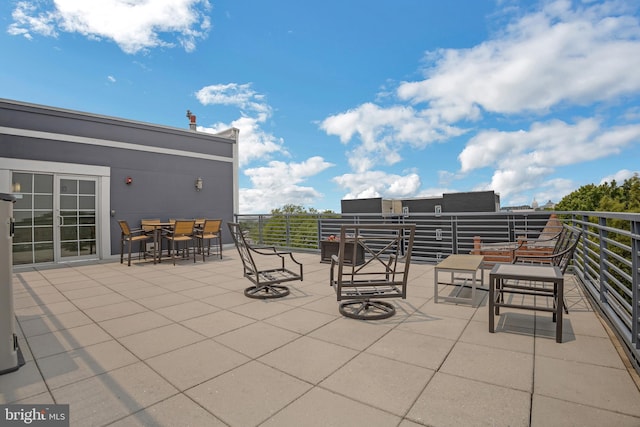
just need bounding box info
[434,254,485,307]
[489,263,564,343]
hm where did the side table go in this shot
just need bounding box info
[434,254,485,307]
[489,263,564,343]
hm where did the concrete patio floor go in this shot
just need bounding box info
[2,249,640,426]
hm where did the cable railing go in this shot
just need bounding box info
[234,210,640,372]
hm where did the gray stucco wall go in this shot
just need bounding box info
[0,99,236,257]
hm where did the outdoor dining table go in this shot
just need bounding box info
[143,221,173,264]
[143,219,205,263]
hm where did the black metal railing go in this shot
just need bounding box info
[235,210,640,372]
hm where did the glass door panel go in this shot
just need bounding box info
[11,173,54,265]
[56,176,98,261]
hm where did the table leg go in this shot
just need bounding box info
[153,228,158,264]
[556,279,564,343]
[471,272,477,308]
[489,274,495,333]
[434,268,439,303]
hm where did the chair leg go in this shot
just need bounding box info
[127,240,133,267]
[120,237,124,264]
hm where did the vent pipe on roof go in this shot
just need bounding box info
[186,110,197,131]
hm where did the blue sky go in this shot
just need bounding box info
[1,0,639,213]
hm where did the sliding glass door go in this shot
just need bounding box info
[12,172,98,264]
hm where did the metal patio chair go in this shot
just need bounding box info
[195,219,223,261]
[228,222,303,299]
[330,223,416,320]
[118,220,151,266]
[163,219,197,265]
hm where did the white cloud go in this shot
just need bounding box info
[196,83,270,119]
[460,118,640,198]
[333,171,421,200]
[240,157,334,213]
[8,0,212,54]
[196,83,334,212]
[196,83,287,167]
[398,0,640,117]
[200,116,286,167]
[320,0,640,206]
[107,75,116,83]
[600,169,640,185]
[320,102,465,172]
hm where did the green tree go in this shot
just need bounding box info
[556,174,640,305]
[555,174,640,212]
[262,204,337,249]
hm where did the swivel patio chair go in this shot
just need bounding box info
[163,219,196,265]
[228,222,303,299]
[195,219,223,261]
[330,223,416,320]
[118,220,151,266]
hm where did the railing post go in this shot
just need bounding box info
[452,216,458,254]
[632,219,639,348]
[286,214,291,247]
[598,216,609,304]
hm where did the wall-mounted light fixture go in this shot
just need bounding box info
[195,177,203,191]
[125,177,133,185]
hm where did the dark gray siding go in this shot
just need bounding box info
[0,99,235,256]
[402,198,442,213]
[341,198,383,214]
[442,191,498,212]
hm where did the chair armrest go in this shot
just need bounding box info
[512,244,574,264]
[126,228,146,236]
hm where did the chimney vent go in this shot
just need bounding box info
[186,110,197,131]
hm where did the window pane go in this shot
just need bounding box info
[61,211,77,225]
[12,243,33,265]
[33,211,54,226]
[34,226,53,242]
[60,195,77,210]
[34,195,53,209]
[12,173,32,193]
[13,194,32,210]
[79,226,95,240]
[34,243,54,263]
[14,211,33,226]
[79,181,95,195]
[79,240,96,255]
[60,242,78,257]
[60,179,77,195]
[79,195,95,210]
[34,174,53,193]
[60,226,77,241]
[79,213,95,225]
[13,228,33,244]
